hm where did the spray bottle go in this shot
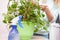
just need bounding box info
[8,15,23,40]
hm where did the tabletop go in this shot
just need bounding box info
[32,36,48,40]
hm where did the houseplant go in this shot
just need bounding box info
[3,0,48,40]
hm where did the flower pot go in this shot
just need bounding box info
[17,21,35,40]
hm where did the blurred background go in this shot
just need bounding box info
[0,0,9,40]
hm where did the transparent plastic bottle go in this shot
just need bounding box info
[8,25,20,40]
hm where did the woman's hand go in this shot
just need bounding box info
[40,5,49,12]
[30,0,49,12]
[40,5,54,22]
[40,5,47,10]
[31,0,54,22]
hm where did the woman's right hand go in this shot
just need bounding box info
[31,0,53,21]
[30,0,49,12]
[40,5,49,12]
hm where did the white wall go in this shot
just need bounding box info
[0,0,9,40]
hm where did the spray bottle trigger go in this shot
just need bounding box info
[18,16,23,28]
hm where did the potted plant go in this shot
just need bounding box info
[3,0,48,40]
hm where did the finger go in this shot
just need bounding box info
[40,6,46,11]
[40,5,47,7]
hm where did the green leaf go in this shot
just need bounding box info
[3,20,7,23]
[20,0,24,4]
[11,2,17,8]
[8,7,12,11]
[43,27,47,31]
[42,14,45,17]
[34,28,38,32]
[18,6,25,13]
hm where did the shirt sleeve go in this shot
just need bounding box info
[50,8,58,23]
[46,0,58,22]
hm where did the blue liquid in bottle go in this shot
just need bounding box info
[8,25,20,40]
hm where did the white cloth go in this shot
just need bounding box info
[46,0,60,22]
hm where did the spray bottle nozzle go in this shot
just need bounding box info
[19,15,22,19]
[18,15,23,28]
[11,15,23,28]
